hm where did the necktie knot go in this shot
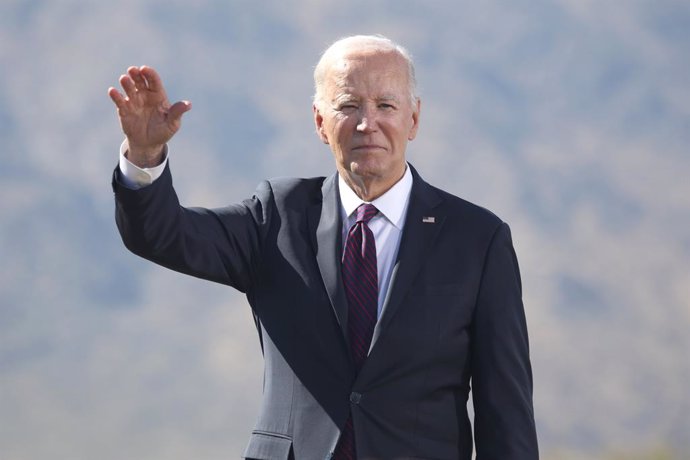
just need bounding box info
[355,203,378,224]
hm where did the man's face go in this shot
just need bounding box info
[314,49,420,196]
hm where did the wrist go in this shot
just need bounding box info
[125,143,166,168]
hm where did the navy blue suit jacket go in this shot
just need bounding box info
[113,163,538,459]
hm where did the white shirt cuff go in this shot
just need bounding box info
[118,139,168,189]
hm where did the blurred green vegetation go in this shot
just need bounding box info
[542,446,681,460]
[605,447,678,460]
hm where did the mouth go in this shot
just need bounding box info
[352,144,385,152]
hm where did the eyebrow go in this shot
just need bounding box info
[332,94,400,104]
[377,95,400,102]
[333,94,358,103]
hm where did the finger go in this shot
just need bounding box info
[168,100,192,123]
[119,74,137,100]
[108,87,128,110]
[127,66,148,91]
[139,66,164,92]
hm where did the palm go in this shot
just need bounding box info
[108,66,191,165]
[120,84,175,146]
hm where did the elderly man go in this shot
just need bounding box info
[109,35,538,460]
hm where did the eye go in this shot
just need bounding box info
[339,103,358,111]
[378,103,396,110]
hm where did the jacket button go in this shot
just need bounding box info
[349,392,362,404]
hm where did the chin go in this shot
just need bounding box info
[349,162,384,179]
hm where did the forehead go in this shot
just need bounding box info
[324,49,409,96]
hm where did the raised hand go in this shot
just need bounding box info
[108,66,191,167]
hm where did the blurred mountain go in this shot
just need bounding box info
[1,0,689,458]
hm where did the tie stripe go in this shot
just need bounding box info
[334,203,379,459]
[342,203,379,371]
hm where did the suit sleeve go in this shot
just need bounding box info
[471,223,539,459]
[112,162,272,293]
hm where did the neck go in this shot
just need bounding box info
[339,165,406,201]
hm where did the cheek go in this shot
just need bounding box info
[322,123,340,144]
[386,125,407,147]
[334,121,354,143]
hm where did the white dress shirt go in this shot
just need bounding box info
[118,141,413,320]
[338,167,412,319]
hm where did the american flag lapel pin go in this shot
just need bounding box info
[422,216,436,223]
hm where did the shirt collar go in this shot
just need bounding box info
[338,164,413,230]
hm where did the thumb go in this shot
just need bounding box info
[168,100,192,123]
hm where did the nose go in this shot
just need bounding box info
[356,105,378,133]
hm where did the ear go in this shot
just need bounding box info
[313,104,329,144]
[407,97,421,141]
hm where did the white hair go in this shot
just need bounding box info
[312,34,418,109]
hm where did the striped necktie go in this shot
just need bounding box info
[335,203,379,459]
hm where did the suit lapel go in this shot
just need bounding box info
[308,173,350,342]
[308,168,445,364]
[371,167,445,347]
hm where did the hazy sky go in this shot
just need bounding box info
[1,1,689,459]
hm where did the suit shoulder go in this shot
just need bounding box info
[258,175,327,206]
[430,184,504,231]
[410,165,504,232]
